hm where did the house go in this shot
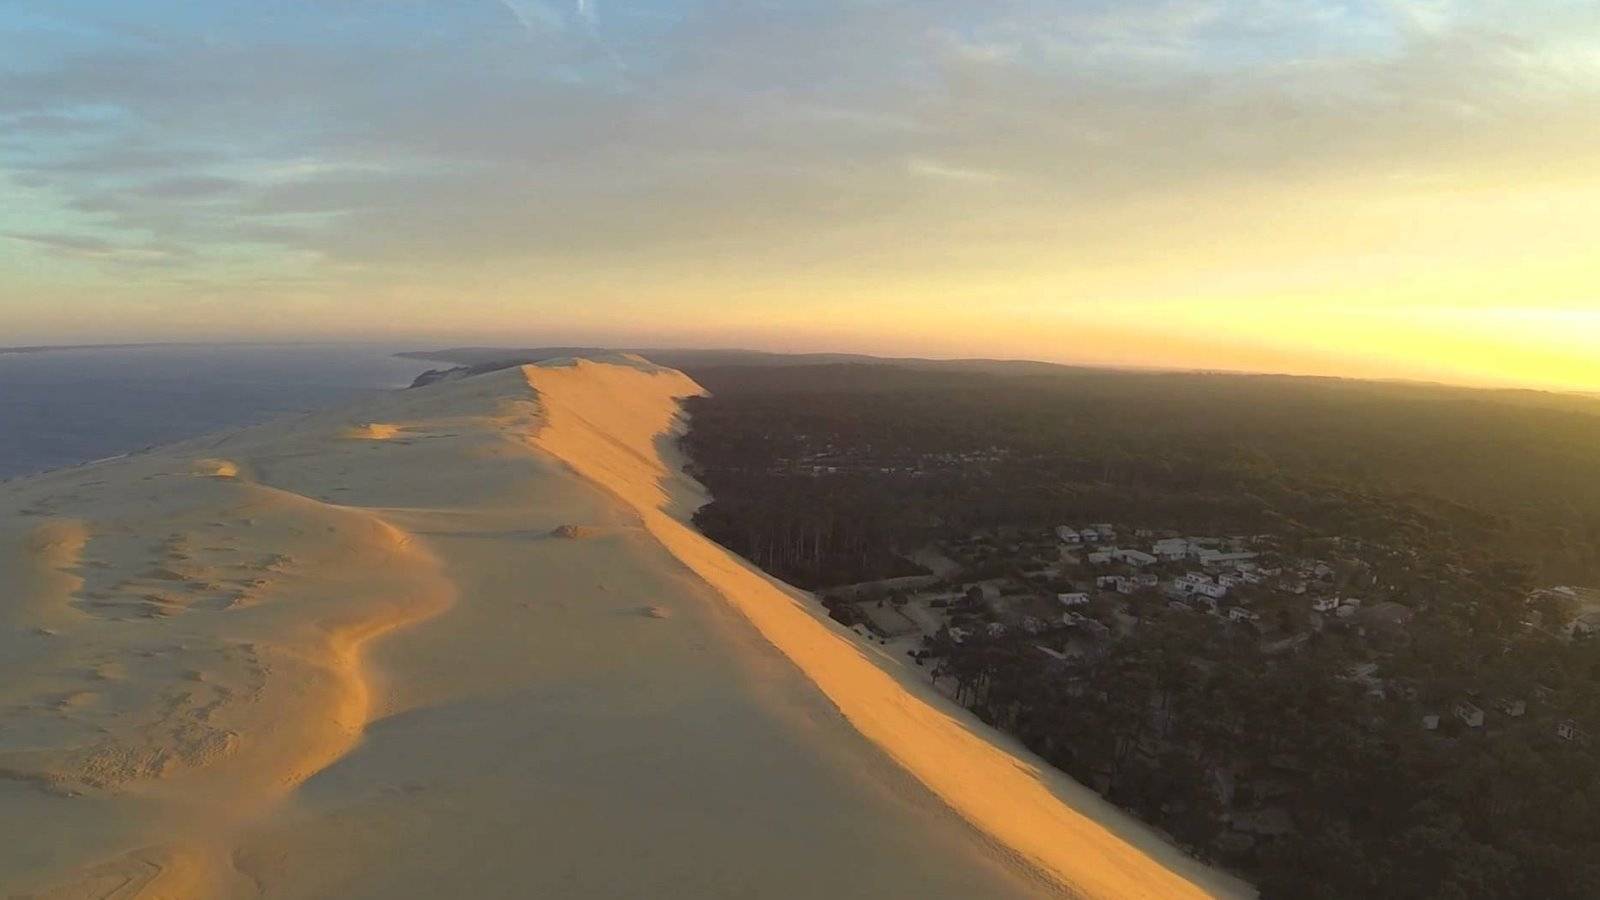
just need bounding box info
[1086,550,1114,565]
[1558,719,1584,742]
[1096,575,1129,593]
[1495,698,1527,718]
[1454,700,1485,728]
[1241,570,1266,585]
[1228,607,1260,623]
[858,603,920,639]
[1055,525,1082,544]
[1133,572,1160,589]
[1199,550,1259,568]
[1090,524,1116,541]
[1058,592,1091,608]
[1312,596,1340,613]
[1173,572,1229,600]
[1422,714,1441,731]
[1153,538,1191,560]
[1218,573,1246,589]
[1113,548,1158,568]
[1080,528,1102,545]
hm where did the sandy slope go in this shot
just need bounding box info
[0,357,1251,899]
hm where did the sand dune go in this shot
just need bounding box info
[1,358,1251,898]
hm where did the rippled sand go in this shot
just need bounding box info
[0,357,1250,898]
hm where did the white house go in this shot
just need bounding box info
[1228,607,1261,623]
[1195,582,1229,600]
[1056,525,1082,544]
[1218,573,1246,589]
[1113,548,1159,568]
[1558,719,1583,741]
[1090,523,1116,540]
[1058,592,1091,608]
[1312,596,1340,613]
[1176,572,1212,592]
[1133,572,1160,589]
[1495,698,1527,718]
[1080,528,1102,545]
[1422,714,1440,731]
[1454,701,1485,728]
[1153,538,1191,561]
[1199,550,1259,567]
[1087,550,1114,565]
[1096,575,1128,592]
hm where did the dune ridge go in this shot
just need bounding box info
[2,357,1246,898]
[524,359,1252,900]
[1,419,452,895]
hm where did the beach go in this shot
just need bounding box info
[0,357,1250,898]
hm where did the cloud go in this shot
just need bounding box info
[907,158,1009,184]
[3,230,187,266]
[1,1,1598,308]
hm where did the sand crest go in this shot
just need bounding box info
[0,359,1250,898]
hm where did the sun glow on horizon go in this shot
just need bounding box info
[3,1,1600,393]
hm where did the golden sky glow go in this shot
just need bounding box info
[3,1,1599,392]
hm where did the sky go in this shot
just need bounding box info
[2,1,1599,392]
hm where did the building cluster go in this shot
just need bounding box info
[833,520,1594,752]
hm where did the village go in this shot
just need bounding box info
[826,521,1597,753]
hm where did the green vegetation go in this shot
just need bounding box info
[682,365,1600,588]
[680,363,1600,899]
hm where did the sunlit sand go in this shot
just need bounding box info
[0,357,1251,898]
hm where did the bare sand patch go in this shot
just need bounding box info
[1,359,1248,899]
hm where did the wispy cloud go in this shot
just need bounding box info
[2,0,1598,362]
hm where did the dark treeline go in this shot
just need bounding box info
[930,562,1600,899]
[681,364,1600,589]
[678,363,1600,897]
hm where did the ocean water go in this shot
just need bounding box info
[0,344,432,480]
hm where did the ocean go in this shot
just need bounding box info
[0,344,432,480]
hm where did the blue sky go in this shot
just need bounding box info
[3,2,1599,389]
